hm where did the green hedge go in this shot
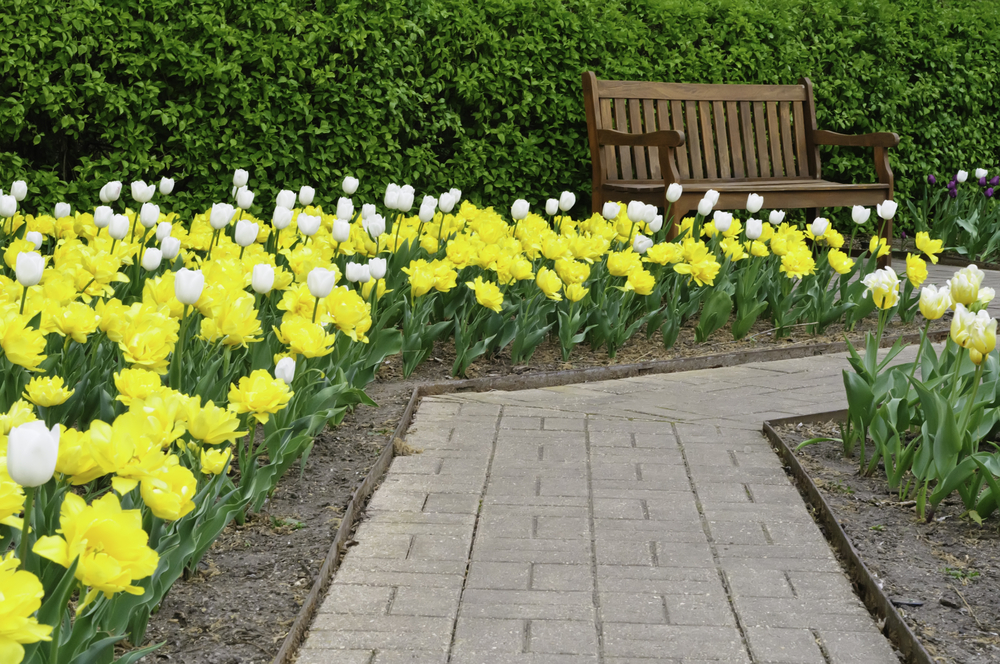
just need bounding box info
[2,0,999,229]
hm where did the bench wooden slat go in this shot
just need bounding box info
[713,101,731,179]
[792,102,809,177]
[740,101,757,178]
[629,99,648,180]
[668,101,690,180]
[753,101,770,177]
[699,101,716,179]
[613,99,633,180]
[643,100,660,179]
[726,101,745,178]
[685,101,704,179]
[599,97,617,180]
[597,80,807,102]
[766,101,783,176]
[780,102,795,178]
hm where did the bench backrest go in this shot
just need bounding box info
[583,72,822,184]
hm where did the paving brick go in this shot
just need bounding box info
[372,650,450,663]
[597,566,723,595]
[389,586,461,617]
[466,561,532,590]
[818,629,900,663]
[471,537,592,564]
[422,492,482,514]
[602,623,746,659]
[785,571,858,601]
[296,648,374,664]
[452,616,523,652]
[745,626,826,663]
[723,568,795,599]
[734,597,876,631]
[528,619,599,654]
[529,563,593,592]
[542,417,587,431]
[460,589,594,620]
[317,584,393,615]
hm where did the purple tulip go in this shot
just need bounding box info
[987,188,995,198]
[991,176,999,186]
[927,174,937,185]
[949,188,958,198]
[949,179,958,188]
[980,177,988,187]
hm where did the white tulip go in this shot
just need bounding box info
[275,357,296,385]
[602,202,621,220]
[298,185,315,207]
[545,198,560,216]
[10,180,27,201]
[876,199,898,220]
[336,197,355,221]
[131,180,155,203]
[396,186,414,212]
[852,205,871,225]
[174,268,205,305]
[15,251,44,287]
[627,201,646,222]
[25,231,43,249]
[364,214,385,238]
[769,210,785,225]
[345,262,365,282]
[0,195,17,217]
[697,197,714,217]
[108,214,130,240]
[99,181,122,203]
[361,203,376,220]
[438,192,457,214]
[159,177,175,195]
[810,217,829,237]
[161,236,181,260]
[252,263,274,294]
[419,196,438,223]
[712,210,733,234]
[666,182,683,203]
[368,257,387,280]
[332,218,351,242]
[235,220,259,247]
[236,186,255,210]
[956,170,968,183]
[272,206,293,230]
[343,176,359,195]
[975,168,988,180]
[156,221,173,241]
[745,218,763,240]
[297,213,321,237]
[511,199,530,221]
[648,215,663,233]
[93,205,113,228]
[384,183,400,210]
[641,204,657,224]
[7,421,60,487]
[558,191,576,212]
[449,188,462,203]
[978,286,996,305]
[233,169,249,188]
[210,202,236,230]
[141,247,162,271]
[746,193,764,214]
[54,202,71,219]
[276,189,296,210]
[704,189,720,205]
[139,202,160,228]
[632,234,654,254]
[307,267,337,298]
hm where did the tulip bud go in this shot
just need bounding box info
[210,202,236,230]
[704,189,720,205]
[648,215,663,233]
[93,205,113,228]
[108,214,130,240]
[252,263,274,294]
[332,218,351,242]
[851,205,871,225]
[627,201,646,222]
[15,251,44,287]
[919,284,951,320]
[666,182,683,203]
[7,421,60,487]
[343,176,359,195]
[297,213,321,237]
[141,247,162,271]
[641,204,657,224]
[100,180,123,203]
[10,180,27,201]
[384,183,400,210]
[131,180,155,203]
[336,197,355,221]
[632,234,654,254]
[346,262,364,282]
[712,211,733,234]
[307,267,337,298]
[697,197,713,217]
[876,199,897,220]
[438,192,457,214]
[368,257,387,280]
[357,264,371,283]
[746,193,764,214]
[0,195,16,218]
[139,202,160,228]
[25,231,43,249]
[361,203,376,220]
[602,202,621,220]
[956,170,969,183]
[159,177,175,195]
[235,220,259,247]
[810,217,829,237]
[272,206,293,230]
[161,236,181,260]
[236,186,255,210]
[275,357,296,385]
[156,221,173,241]
[768,210,785,225]
[975,168,988,180]
[233,168,249,188]
[558,191,576,212]
[545,198,560,216]
[745,218,763,240]
[298,185,316,207]
[54,202,71,219]
[174,268,205,305]
[511,199,530,221]
[396,187,415,213]
[276,189,296,210]
[449,188,462,203]
[364,214,385,238]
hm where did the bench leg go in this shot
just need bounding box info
[666,207,690,241]
[805,207,818,224]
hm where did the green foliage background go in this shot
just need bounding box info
[1,0,998,228]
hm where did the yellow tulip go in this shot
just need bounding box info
[228,369,294,424]
[536,267,563,301]
[465,276,504,313]
[905,253,928,288]
[0,552,52,662]
[23,376,74,408]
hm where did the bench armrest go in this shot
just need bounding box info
[596,129,685,148]
[812,130,900,148]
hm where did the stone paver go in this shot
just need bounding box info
[296,343,942,663]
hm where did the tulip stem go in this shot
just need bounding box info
[239,246,246,261]
[312,297,320,324]
[19,285,27,315]
[907,319,932,384]
[18,486,35,569]
[959,361,985,448]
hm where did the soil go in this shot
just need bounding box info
[779,422,1000,664]
[141,314,949,664]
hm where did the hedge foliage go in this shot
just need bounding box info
[2,0,999,228]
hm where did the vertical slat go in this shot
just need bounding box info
[741,101,757,178]
[792,101,809,177]
[713,101,731,180]
[629,99,648,180]
[643,100,661,180]
[668,101,690,180]
[766,101,783,177]
[599,98,617,180]
[698,101,716,179]
[685,101,704,179]
[613,99,634,180]
[726,101,745,178]
[780,102,795,178]
[753,101,770,177]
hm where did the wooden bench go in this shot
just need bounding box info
[582,71,901,248]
